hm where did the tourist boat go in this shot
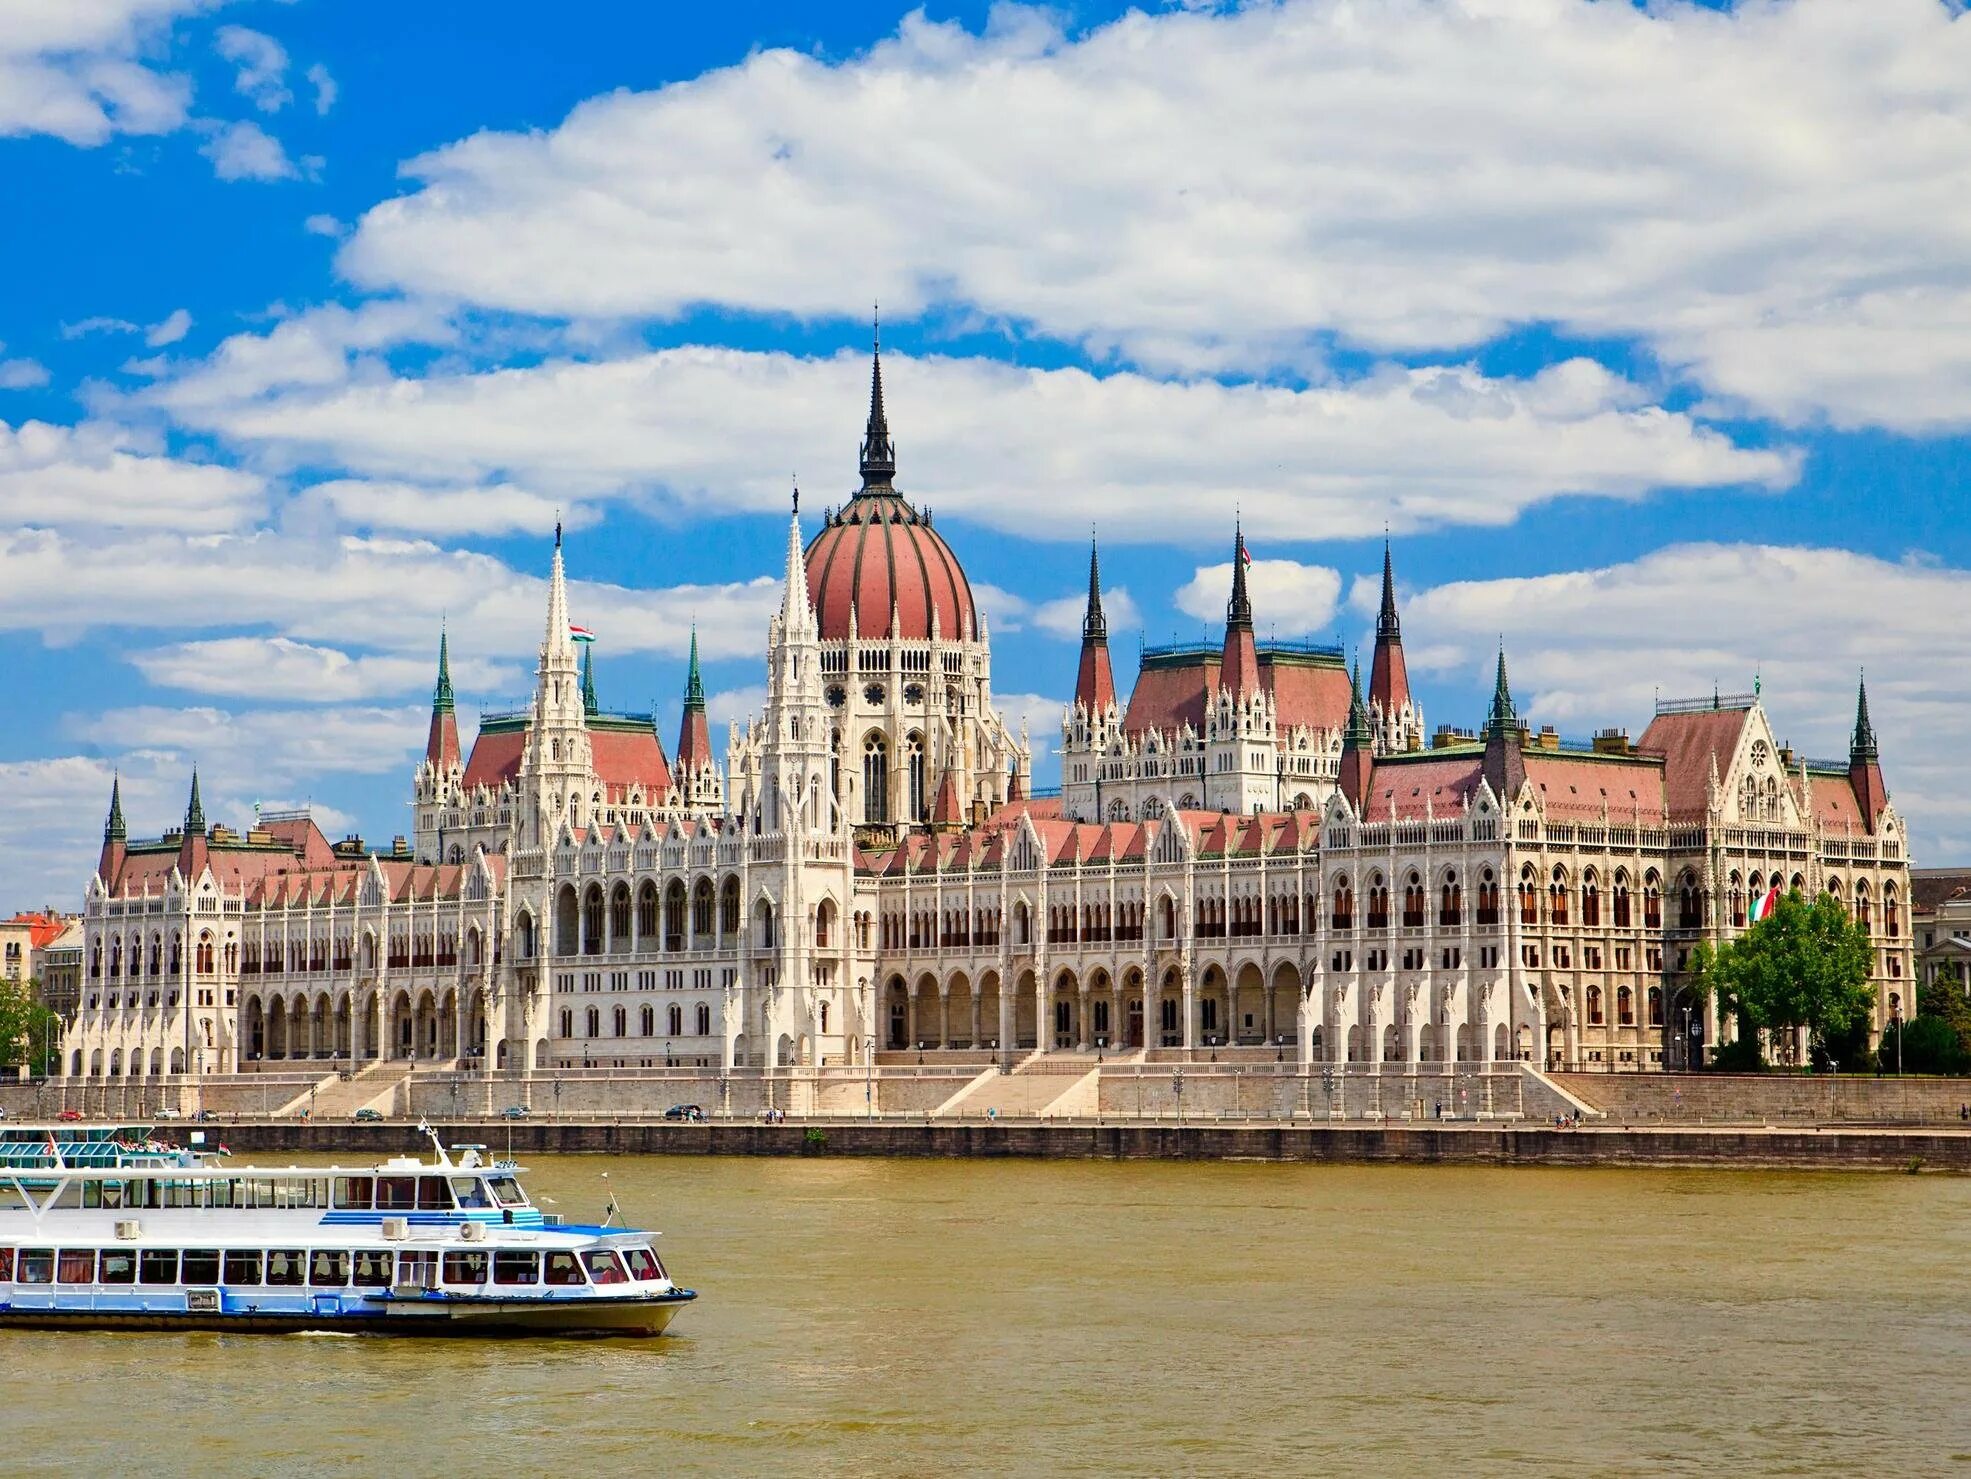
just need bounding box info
[0,1123,696,1337]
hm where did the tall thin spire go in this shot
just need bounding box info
[1083,534,1107,642]
[684,625,705,711]
[1851,671,1878,761]
[104,773,126,843]
[858,312,896,491]
[580,643,598,717]
[544,526,572,658]
[1345,656,1373,745]
[433,628,456,715]
[184,768,206,835]
[1483,645,1517,740]
[1338,655,1375,811]
[1226,521,1253,632]
[1377,540,1400,641]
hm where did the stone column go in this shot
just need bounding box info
[1181,963,1197,1053]
[969,986,982,1049]
[936,984,950,1049]
[1076,984,1091,1051]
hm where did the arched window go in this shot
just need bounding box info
[668,1003,683,1036]
[1616,986,1634,1026]
[1643,871,1662,929]
[1331,877,1354,931]
[720,876,741,937]
[1519,867,1540,926]
[585,1006,600,1038]
[1581,872,1600,927]
[609,884,631,942]
[906,732,926,821]
[640,1005,654,1036]
[1549,867,1570,926]
[757,900,776,949]
[195,932,214,974]
[613,1005,627,1037]
[1586,986,1604,1026]
[1402,873,1425,928]
[863,734,890,825]
[636,882,658,939]
[1476,869,1499,926]
[664,881,687,951]
[1678,873,1702,929]
[582,886,604,954]
[692,879,715,938]
[695,1003,711,1035]
[1612,871,1631,928]
[1647,987,1663,1026]
[516,912,535,960]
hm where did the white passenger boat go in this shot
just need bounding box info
[0,1124,696,1337]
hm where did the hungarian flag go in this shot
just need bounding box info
[1239,542,1252,565]
[568,624,596,644]
[1749,884,1781,925]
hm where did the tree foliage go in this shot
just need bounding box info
[1691,892,1876,1061]
[1880,976,1971,1075]
[0,977,60,1076]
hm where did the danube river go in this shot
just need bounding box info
[8,1157,1970,1476]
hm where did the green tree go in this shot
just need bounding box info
[1690,892,1876,1067]
[1879,976,1971,1075]
[0,977,60,1077]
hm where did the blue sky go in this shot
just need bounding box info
[3,0,1969,905]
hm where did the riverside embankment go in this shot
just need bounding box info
[201,1116,1971,1170]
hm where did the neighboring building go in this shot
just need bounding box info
[57,345,1917,1086]
[37,920,84,1020]
[0,910,71,991]
[1912,868,1971,994]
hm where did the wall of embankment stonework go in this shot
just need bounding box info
[197,1119,1971,1171]
[1555,1073,1971,1125]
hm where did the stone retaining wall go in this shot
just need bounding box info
[1556,1072,1971,1125]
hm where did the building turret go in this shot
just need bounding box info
[425,628,461,771]
[1219,522,1260,698]
[1849,671,1888,830]
[1481,645,1526,801]
[178,768,209,879]
[97,773,127,884]
[1073,535,1117,716]
[1367,541,1422,752]
[672,626,724,818]
[519,523,596,845]
[1338,658,1375,814]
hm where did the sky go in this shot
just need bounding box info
[2,0,1969,908]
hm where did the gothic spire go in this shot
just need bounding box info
[184,768,206,835]
[104,773,125,844]
[1851,671,1878,761]
[858,313,896,492]
[1483,645,1517,740]
[1226,520,1253,632]
[580,643,598,717]
[1345,655,1373,745]
[684,625,705,711]
[1083,534,1107,642]
[433,628,455,715]
[543,526,573,659]
[1377,539,1400,641]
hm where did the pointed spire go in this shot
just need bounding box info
[433,628,456,715]
[1338,656,1375,811]
[780,493,813,628]
[185,768,206,835]
[1483,645,1517,740]
[580,643,598,717]
[104,773,126,844]
[1851,671,1878,761]
[858,311,896,492]
[544,526,572,657]
[1377,539,1400,641]
[1083,533,1107,642]
[684,625,705,711]
[1226,520,1253,632]
[1345,656,1373,745]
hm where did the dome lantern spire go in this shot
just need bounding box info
[858,309,896,492]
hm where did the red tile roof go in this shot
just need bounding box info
[1522,752,1666,821]
[1637,707,1749,820]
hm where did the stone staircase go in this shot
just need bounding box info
[935,1054,1104,1118]
[278,1061,417,1119]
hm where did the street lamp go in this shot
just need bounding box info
[864,1034,876,1120]
[1172,1068,1184,1126]
[1893,1002,1904,1077]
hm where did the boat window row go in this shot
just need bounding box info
[59,1173,526,1213]
[0,1244,663,1288]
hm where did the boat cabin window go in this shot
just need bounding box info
[443,1251,488,1287]
[352,1251,393,1289]
[417,1179,451,1211]
[83,1180,127,1210]
[181,1250,221,1286]
[396,1252,437,1289]
[310,1251,351,1287]
[376,1176,416,1211]
[333,1177,374,1210]
[486,1176,525,1208]
[57,1249,96,1285]
[18,1249,53,1284]
[100,1250,136,1285]
[0,1249,13,1281]
[139,1249,178,1285]
[0,1183,28,1212]
[224,1251,262,1286]
[583,1250,628,1285]
[544,1251,584,1287]
[450,1177,491,1209]
[492,1251,539,1286]
[266,1250,306,1287]
[623,1247,666,1282]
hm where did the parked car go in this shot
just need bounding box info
[0,1106,9,1121]
[191,1109,217,1123]
[498,1104,530,1120]
[58,1108,83,1122]
[152,1107,181,1120]
[663,1103,705,1122]
[351,1107,383,1123]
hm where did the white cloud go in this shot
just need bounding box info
[0,419,264,531]
[305,61,335,115]
[200,117,296,181]
[1405,543,1971,862]
[68,704,428,790]
[131,636,517,702]
[705,686,766,729]
[334,0,1971,429]
[215,25,289,112]
[0,0,215,146]
[61,316,140,339]
[299,478,575,537]
[143,342,1789,543]
[303,213,346,238]
[1177,557,1343,639]
[0,359,51,390]
[144,308,193,347]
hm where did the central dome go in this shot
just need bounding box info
[803,345,978,643]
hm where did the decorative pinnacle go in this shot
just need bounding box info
[1852,670,1878,761]
[1083,532,1108,642]
[433,627,456,715]
[580,643,599,717]
[1377,539,1400,641]
[858,311,896,491]
[185,768,206,835]
[684,625,705,711]
[1345,654,1373,745]
[1226,521,1253,631]
[105,772,126,844]
[1484,644,1517,739]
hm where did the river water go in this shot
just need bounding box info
[7,1156,1971,1477]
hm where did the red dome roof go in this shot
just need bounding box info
[805,493,977,642]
